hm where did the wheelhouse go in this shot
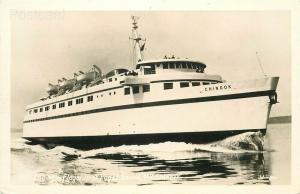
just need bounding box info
[136,59,206,75]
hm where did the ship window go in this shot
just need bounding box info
[187,63,192,69]
[45,106,50,111]
[196,66,203,73]
[34,109,38,113]
[59,102,65,108]
[163,63,168,69]
[182,63,187,69]
[180,82,189,88]
[115,78,117,81]
[164,82,173,90]
[114,91,116,95]
[124,87,130,95]
[192,64,196,69]
[143,85,150,93]
[175,63,181,68]
[76,98,83,104]
[68,100,73,106]
[132,86,139,94]
[52,104,56,109]
[109,78,112,82]
[169,63,175,69]
[203,82,210,85]
[87,96,93,102]
[109,92,111,95]
[192,82,200,86]
[40,107,43,112]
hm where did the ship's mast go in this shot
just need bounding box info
[130,16,146,65]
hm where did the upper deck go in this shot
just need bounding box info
[24,61,222,111]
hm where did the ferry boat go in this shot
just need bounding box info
[22,16,279,149]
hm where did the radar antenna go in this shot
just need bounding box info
[130,16,146,66]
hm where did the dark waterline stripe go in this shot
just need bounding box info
[23,90,274,124]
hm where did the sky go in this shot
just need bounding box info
[11,11,290,129]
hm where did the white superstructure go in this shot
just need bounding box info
[22,16,279,149]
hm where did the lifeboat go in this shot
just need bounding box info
[46,83,59,95]
[76,65,102,85]
[69,83,82,92]
[76,72,97,84]
[58,78,76,90]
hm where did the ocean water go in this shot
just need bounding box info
[10,123,290,185]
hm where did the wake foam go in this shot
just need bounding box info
[56,131,265,160]
[11,131,265,162]
[11,138,47,153]
[209,131,264,151]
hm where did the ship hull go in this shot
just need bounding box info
[23,90,274,149]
